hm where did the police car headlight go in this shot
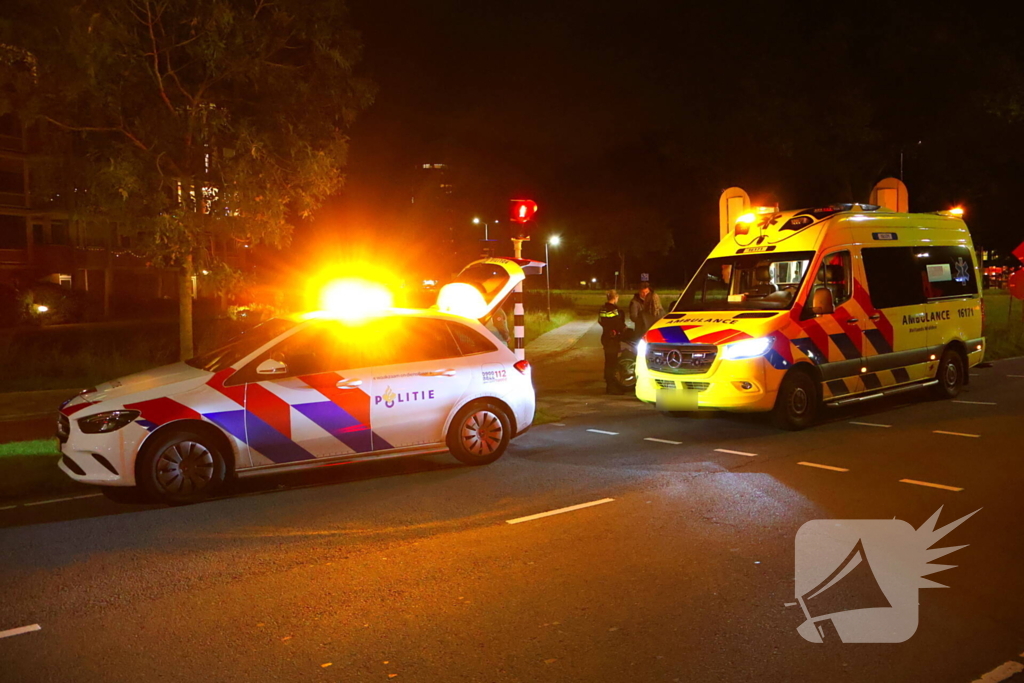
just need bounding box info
[722,336,773,360]
[78,410,140,434]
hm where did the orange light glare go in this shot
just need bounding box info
[436,282,488,319]
[736,213,756,224]
[949,207,964,216]
[317,278,393,320]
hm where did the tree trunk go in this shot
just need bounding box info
[618,250,627,290]
[178,254,194,361]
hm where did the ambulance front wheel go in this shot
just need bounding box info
[930,348,964,400]
[448,401,512,466]
[772,370,819,431]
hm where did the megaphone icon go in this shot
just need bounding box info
[796,538,892,642]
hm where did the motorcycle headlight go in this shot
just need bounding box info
[78,410,141,434]
[721,336,773,360]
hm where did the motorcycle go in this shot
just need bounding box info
[613,328,640,391]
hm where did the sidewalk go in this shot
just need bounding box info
[529,320,647,421]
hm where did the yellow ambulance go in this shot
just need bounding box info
[635,203,985,429]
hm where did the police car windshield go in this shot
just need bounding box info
[185,318,297,373]
[674,251,816,312]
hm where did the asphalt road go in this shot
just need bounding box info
[2,353,1023,682]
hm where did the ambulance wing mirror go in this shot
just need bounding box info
[812,288,835,316]
[437,258,527,321]
[256,358,288,376]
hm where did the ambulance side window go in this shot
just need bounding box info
[915,246,979,299]
[808,251,851,315]
[861,247,927,309]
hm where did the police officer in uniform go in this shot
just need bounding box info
[599,289,627,394]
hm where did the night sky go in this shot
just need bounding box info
[303,1,1024,287]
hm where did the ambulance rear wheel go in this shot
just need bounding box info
[772,370,819,431]
[931,349,964,399]
[448,401,511,466]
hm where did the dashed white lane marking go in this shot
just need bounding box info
[798,462,849,472]
[970,660,1023,683]
[952,400,997,406]
[586,429,619,436]
[0,624,41,640]
[506,498,615,525]
[850,421,891,428]
[714,448,757,457]
[551,423,567,427]
[0,505,17,511]
[23,493,103,507]
[899,479,963,492]
[933,430,981,438]
[645,437,683,445]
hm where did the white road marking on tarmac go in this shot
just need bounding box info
[970,661,1023,683]
[933,430,981,438]
[850,421,891,428]
[644,437,683,445]
[714,448,757,457]
[551,423,567,427]
[798,462,849,472]
[506,498,615,525]
[0,505,17,511]
[899,479,963,492]
[0,624,41,640]
[586,429,619,435]
[23,493,103,507]
[952,400,997,406]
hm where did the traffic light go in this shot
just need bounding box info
[510,199,538,239]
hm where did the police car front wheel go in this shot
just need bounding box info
[448,401,512,466]
[137,430,227,505]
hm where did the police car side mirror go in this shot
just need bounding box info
[256,358,288,376]
[812,288,835,316]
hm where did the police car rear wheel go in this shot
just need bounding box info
[773,371,818,431]
[931,349,964,399]
[138,431,227,504]
[448,402,511,466]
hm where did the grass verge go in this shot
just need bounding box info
[983,290,1024,360]
[0,438,86,501]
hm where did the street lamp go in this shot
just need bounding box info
[472,217,498,241]
[545,235,561,320]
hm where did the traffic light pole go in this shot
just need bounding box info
[511,237,529,360]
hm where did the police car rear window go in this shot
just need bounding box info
[447,322,498,355]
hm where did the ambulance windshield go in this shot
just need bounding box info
[674,251,816,312]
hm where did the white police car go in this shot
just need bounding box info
[57,259,536,504]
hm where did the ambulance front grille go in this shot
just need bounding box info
[646,344,717,375]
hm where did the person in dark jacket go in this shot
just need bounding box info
[629,282,664,338]
[599,289,627,394]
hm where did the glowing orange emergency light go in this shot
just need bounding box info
[317,278,394,320]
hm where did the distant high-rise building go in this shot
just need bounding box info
[410,163,456,273]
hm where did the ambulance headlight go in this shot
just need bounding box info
[722,336,773,360]
[637,339,647,359]
[78,410,141,434]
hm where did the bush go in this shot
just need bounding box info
[22,283,88,325]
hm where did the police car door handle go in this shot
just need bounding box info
[336,378,363,389]
[419,369,457,377]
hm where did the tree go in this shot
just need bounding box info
[1,0,374,358]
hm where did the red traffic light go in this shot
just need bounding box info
[510,199,539,223]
